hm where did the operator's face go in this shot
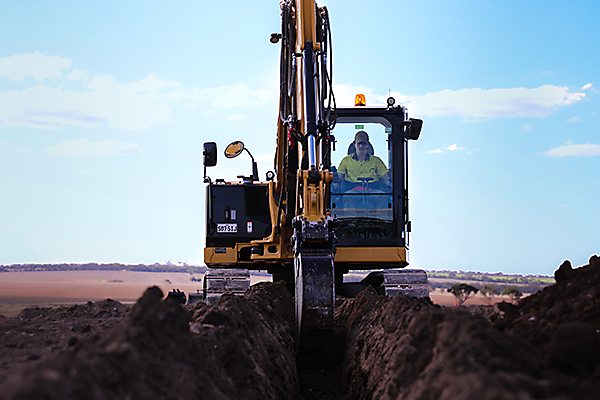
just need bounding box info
[355,134,369,159]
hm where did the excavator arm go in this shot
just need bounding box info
[272,1,338,357]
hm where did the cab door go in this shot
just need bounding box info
[327,106,414,249]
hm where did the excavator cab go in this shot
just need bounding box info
[326,102,421,257]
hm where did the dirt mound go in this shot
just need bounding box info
[0,282,299,400]
[188,281,298,399]
[492,254,600,381]
[339,288,598,399]
[0,299,128,382]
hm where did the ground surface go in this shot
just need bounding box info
[0,255,598,399]
[0,269,520,317]
[0,270,271,316]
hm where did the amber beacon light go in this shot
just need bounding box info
[354,94,366,106]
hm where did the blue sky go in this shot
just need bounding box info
[1,0,598,275]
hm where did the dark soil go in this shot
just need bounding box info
[0,299,128,383]
[1,255,599,399]
[491,255,600,382]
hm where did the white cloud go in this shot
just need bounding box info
[44,139,143,157]
[18,147,32,154]
[428,144,466,154]
[447,144,464,151]
[2,79,280,131]
[166,83,277,111]
[0,53,193,131]
[334,84,585,119]
[66,69,89,82]
[522,122,535,132]
[209,83,276,109]
[580,83,600,94]
[543,143,600,157]
[566,116,580,123]
[461,118,488,124]
[228,113,246,121]
[409,85,584,118]
[0,72,178,131]
[86,74,116,90]
[0,52,71,81]
[165,88,201,110]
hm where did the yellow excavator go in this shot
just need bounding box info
[201,0,426,353]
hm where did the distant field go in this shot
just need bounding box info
[0,270,270,317]
[0,269,534,316]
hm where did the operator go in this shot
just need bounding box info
[337,131,390,191]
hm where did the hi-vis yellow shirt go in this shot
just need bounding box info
[338,154,389,183]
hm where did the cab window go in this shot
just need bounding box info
[330,122,394,239]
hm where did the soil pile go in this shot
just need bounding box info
[0,299,128,382]
[335,255,600,399]
[0,282,299,400]
[492,255,600,381]
[339,288,596,399]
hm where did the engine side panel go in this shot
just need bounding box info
[206,184,272,248]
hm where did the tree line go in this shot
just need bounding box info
[428,270,554,285]
[447,283,523,306]
[447,283,524,306]
[0,263,207,274]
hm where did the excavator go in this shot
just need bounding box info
[200,0,426,355]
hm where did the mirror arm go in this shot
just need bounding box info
[252,161,259,181]
[244,148,259,181]
[205,176,215,234]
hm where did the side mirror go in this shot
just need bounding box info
[225,141,245,158]
[405,118,422,140]
[203,142,217,167]
[224,140,258,181]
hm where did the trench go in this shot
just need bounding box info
[296,321,347,400]
[298,360,345,400]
